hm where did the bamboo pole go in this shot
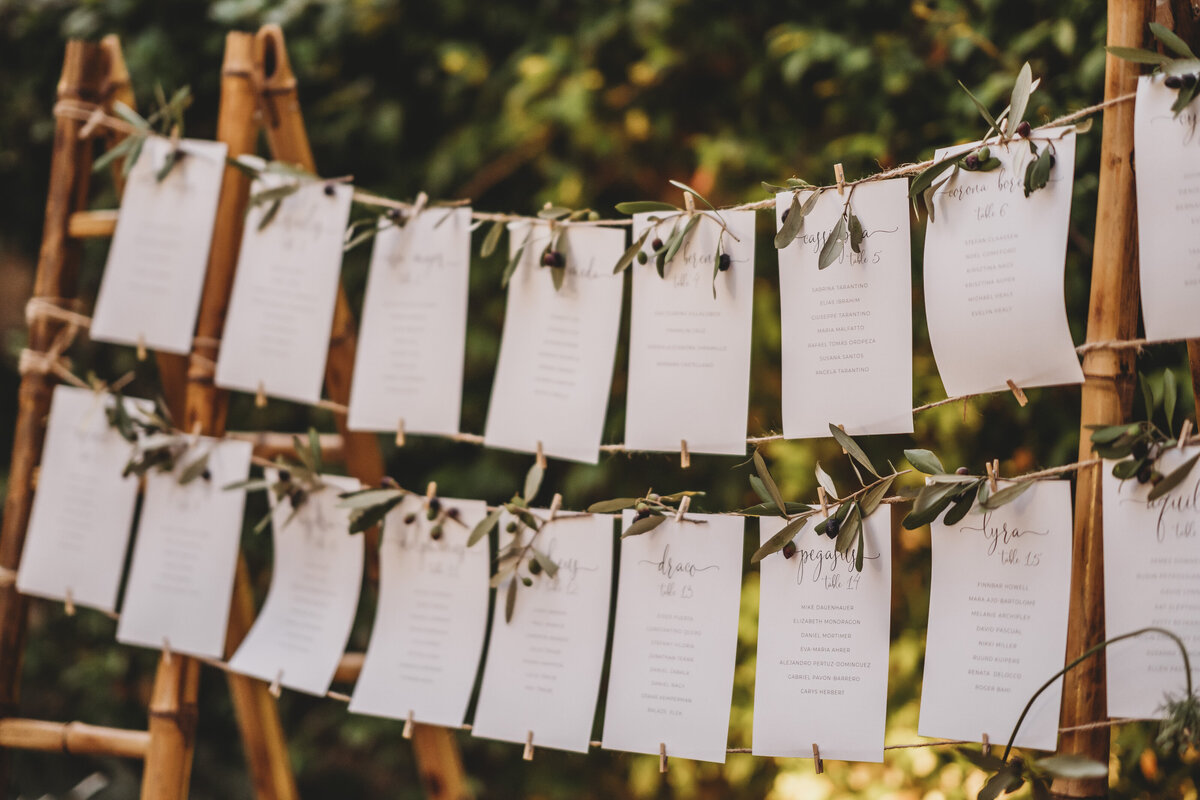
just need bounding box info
[0,719,151,759]
[1054,2,1150,797]
[1170,2,1200,402]
[169,32,301,800]
[0,39,107,792]
[252,25,472,800]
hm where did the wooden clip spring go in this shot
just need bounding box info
[812,742,824,773]
[136,334,147,362]
[268,670,283,698]
[523,731,535,761]
[834,164,846,196]
[981,732,991,757]
[402,710,414,740]
[548,493,562,521]
[395,418,406,447]
[680,440,691,469]
[818,486,830,519]
[63,588,75,617]
[675,495,691,523]
[255,381,268,409]
[535,441,547,470]
[659,742,668,773]
[1005,379,1028,407]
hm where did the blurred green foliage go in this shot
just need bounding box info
[1,0,1198,798]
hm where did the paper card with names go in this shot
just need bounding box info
[472,512,614,753]
[348,495,490,727]
[1135,76,1200,341]
[116,438,252,659]
[919,480,1073,751]
[483,222,626,463]
[624,210,756,455]
[753,509,893,762]
[17,386,147,613]
[227,473,363,696]
[347,207,472,436]
[601,511,744,763]
[1103,447,1200,718]
[91,137,228,355]
[923,130,1083,398]
[776,179,913,439]
[215,177,352,404]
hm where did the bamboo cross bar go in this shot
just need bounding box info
[0,718,150,760]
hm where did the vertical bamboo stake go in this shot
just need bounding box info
[1170,1,1200,403]
[0,39,107,792]
[252,24,472,800]
[173,32,301,800]
[1056,1,1150,797]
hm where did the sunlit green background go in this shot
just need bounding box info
[1,0,1197,798]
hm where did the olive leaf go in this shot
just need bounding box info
[818,216,848,269]
[481,219,505,258]
[469,507,504,546]
[774,193,806,249]
[942,483,982,525]
[505,577,519,623]
[904,448,946,475]
[980,480,1034,510]
[1105,46,1172,65]
[622,514,667,538]
[909,155,958,201]
[1033,754,1108,780]
[753,449,789,519]
[848,213,865,254]
[614,228,652,274]
[501,227,532,288]
[1147,453,1200,502]
[523,461,544,503]
[615,200,679,215]
[829,423,879,477]
[586,497,640,513]
[1164,368,1178,434]
[958,79,1001,134]
[1008,62,1033,135]
[859,474,896,517]
[664,214,700,273]
[750,514,810,564]
[1149,21,1197,60]
[1023,142,1055,197]
[834,502,862,557]
[814,462,838,501]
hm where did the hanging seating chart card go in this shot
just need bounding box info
[91,137,228,355]
[483,222,626,463]
[472,512,614,753]
[116,438,252,659]
[17,386,146,613]
[1134,75,1200,342]
[1103,447,1200,718]
[776,178,913,439]
[349,496,490,727]
[624,210,756,456]
[923,131,1083,398]
[753,509,893,762]
[215,176,352,404]
[228,473,363,696]
[601,511,743,763]
[347,207,472,436]
[919,480,1072,750]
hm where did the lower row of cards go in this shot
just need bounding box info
[18,389,1199,762]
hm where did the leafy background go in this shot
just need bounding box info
[0,0,1197,798]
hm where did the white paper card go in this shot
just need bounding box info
[228,474,363,696]
[472,512,614,753]
[601,511,743,762]
[753,509,892,762]
[349,496,490,726]
[923,131,1083,397]
[919,480,1073,750]
[484,223,626,463]
[1135,76,1200,341]
[116,438,252,659]
[1103,447,1200,718]
[17,386,145,613]
[91,138,228,355]
[625,211,756,455]
[776,179,913,438]
[215,178,352,404]
[347,208,472,435]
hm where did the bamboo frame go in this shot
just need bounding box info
[0,719,150,760]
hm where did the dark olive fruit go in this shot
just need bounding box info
[446,507,461,521]
[637,250,649,265]
[956,466,970,475]
[521,576,533,587]
[541,250,555,267]
[717,253,732,271]
[825,517,841,538]
[1131,440,1150,460]
[1137,464,1154,484]
[323,184,336,196]
[506,520,519,533]
[635,509,651,521]
[1165,75,1184,89]
[429,523,444,541]
[404,512,418,525]
[201,469,212,481]
[428,497,441,514]
[386,208,403,221]
[289,488,307,509]
[1184,73,1198,88]
[652,237,664,251]
[782,541,798,560]
[781,208,790,224]
[1015,121,1032,138]
[277,469,291,483]
[528,559,542,576]
[963,154,980,169]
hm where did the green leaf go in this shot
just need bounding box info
[481,220,505,258]
[336,488,405,510]
[748,475,774,507]
[814,461,838,501]
[523,461,544,502]
[122,136,145,179]
[753,449,789,519]
[177,449,210,486]
[1147,453,1200,501]
[531,547,559,579]
[1141,371,1164,417]
[942,483,981,525]
[1150,21,1198,59]
[859,475,896,517]
[834,502,862,554]
[1105,46,1172,65]
[550,264,566,291]
[91,134,139,174]
[955,746,1008,773]
[1008,62,1034,133]
[980,480,1035,510]
[1089,424,1139,445]
[818,216,848,270]
[978,768,1024,800]
[587,498,639,513]
[468,507,503,547]
[665,214,701,269]
[902,482,962,529]
[257,198,282,231]
[348,495,404,534]
[958,80,1000,133]
[622,514,667,538]
[774,193,805,249]
[829,423,879,477]
[1034,754,1108,780]
[904,448,945,475]
[1023,143,1054,197]
[1165,369,1178,434]
[909,155,958,201]
[848,213,865,254]
[751,515,809,564]
[501,229,531,288]
[668,179,717,211]
[112,100,150,131]
[854,525,865,571]
[614,229,652,273]
[307,428,323,474]
[1112,457,1145,481]
[537,205,572,220]
[504,577,518,623]
[615,201,679,215]
[223,478,273,493]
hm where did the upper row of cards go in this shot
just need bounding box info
[92,79,1200,463]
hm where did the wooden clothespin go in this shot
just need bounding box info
[812,742,824,774]
[1179,418,1193,446]
[985,460,999,493]
[817,486,831,519]
[981,732,991,757]
[162,638,172,665]
[523,731,535,761]
[255,381,268,409]
[63,588,75,617]
[425,482,438,509]
[411,191,429,220]
[683,191,696,218]
[680,440,691,469]
[535,441,547,471]
[834,164,846,196]
[136,333,147,362]
[548,493,563,521]
[79,106,107,139]
[402,710,414,740]
[675,495,691,523]
[268,670,283,698]
[659,742,668,773]
[1005,379,1028,407]
[395,418,406,447]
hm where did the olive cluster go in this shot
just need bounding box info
[401,496,461,540]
